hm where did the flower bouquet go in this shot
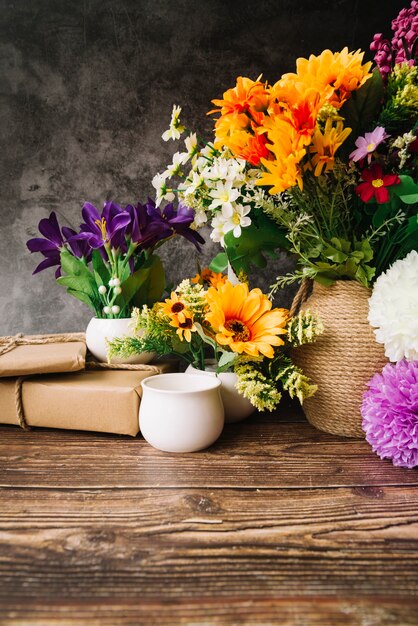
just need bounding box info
[27,199,204,360]
[152,1,417,436]
[108,269,323,420]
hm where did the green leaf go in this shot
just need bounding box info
[339,69,384,156]
[66,289,96,311]
[57,275,97,299]
[91,249,110,286]
[60,249,92,279]
[216,350,238,374]
[129,255,166,308]
[209,252,228,273]
[194,323,217,351]
[224,212,288,274]
[394,175,418,204]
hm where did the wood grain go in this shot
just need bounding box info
[1,487,418,600]
[1,423,417,489]
[1,406,418,625]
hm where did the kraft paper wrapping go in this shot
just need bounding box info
[0,338,86,377]
[0,365,172,436]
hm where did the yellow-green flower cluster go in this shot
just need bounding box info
[287,310,324,347]
[175,279,207,321]
[279,364,317,404]
[234,362,282,412]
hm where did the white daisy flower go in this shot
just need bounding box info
[368,250,418,362]
[221,205,252,238]
[208,181,240,217]
[162,105,186,141]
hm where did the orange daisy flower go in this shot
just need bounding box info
[205,281,288,358]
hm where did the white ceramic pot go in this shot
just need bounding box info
[85,317,155,364]
[185,360,255,423]
[139,373,224,453]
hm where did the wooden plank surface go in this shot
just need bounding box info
[1,408,417,625]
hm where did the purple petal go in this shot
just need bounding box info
[38,212,64,245]
[27,237,58,253]
[33,255,61,275]
[81,202,101,229]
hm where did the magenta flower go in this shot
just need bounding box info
[361,360,418,469]
[349,127,390,164]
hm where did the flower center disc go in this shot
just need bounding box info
[171,302,185,313]
[224,319,251,341]
[179,318,193,329]
[372,178,384,188]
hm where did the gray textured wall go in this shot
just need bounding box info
[0,0,405,334]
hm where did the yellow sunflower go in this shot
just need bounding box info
[205,281,288,358]
[162,292,189,324]
[169,314,196,343]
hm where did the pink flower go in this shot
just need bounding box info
[349,127,390,164]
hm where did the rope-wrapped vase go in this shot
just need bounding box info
[291,280,387,438]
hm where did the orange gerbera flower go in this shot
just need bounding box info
[209,76,270,117]
[268,81,322,143]
[308,118,352,176]
[257,119,307,193]
[170,314,197,343]
[162,292,189,324]
[192,268,228,288]
[283,48,372,109]
[205,281,288,358]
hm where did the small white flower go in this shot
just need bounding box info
[368,250,418,362]
[162,105,185,141]
[152,172,175,206]
[98,285,107,295]
[179,170,205,196]
[222,205,252,238]
[192,209,208,228]
[184,133,198,159]
[113,286,122,295]
[210,214,233,245]
[111,305,120,315]
[163,151,188,178]
[208,181,240,217]
[103,306,111,315]
[113,277,121,287]
[109,278,116,287]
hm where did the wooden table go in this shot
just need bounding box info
[1,404,417,625]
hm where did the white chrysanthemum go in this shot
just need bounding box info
[368,250,418,362]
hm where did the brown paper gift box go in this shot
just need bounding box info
[0,365,171,436]
[0,334,86,377]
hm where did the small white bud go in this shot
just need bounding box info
[113,286,122,295]
[113,277,121,286]
[108,278,115,287]
[111,305,120,315]
[103,306,111,315]
[98,285,107,295]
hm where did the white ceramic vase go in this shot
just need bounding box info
[185,360,254,423]
[85,317,155,364]
[139,373,224,453]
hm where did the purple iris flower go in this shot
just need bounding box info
[27,212,93,277]
[135,198,204,251]
[26,212,66,278]
[76,202,131,250]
